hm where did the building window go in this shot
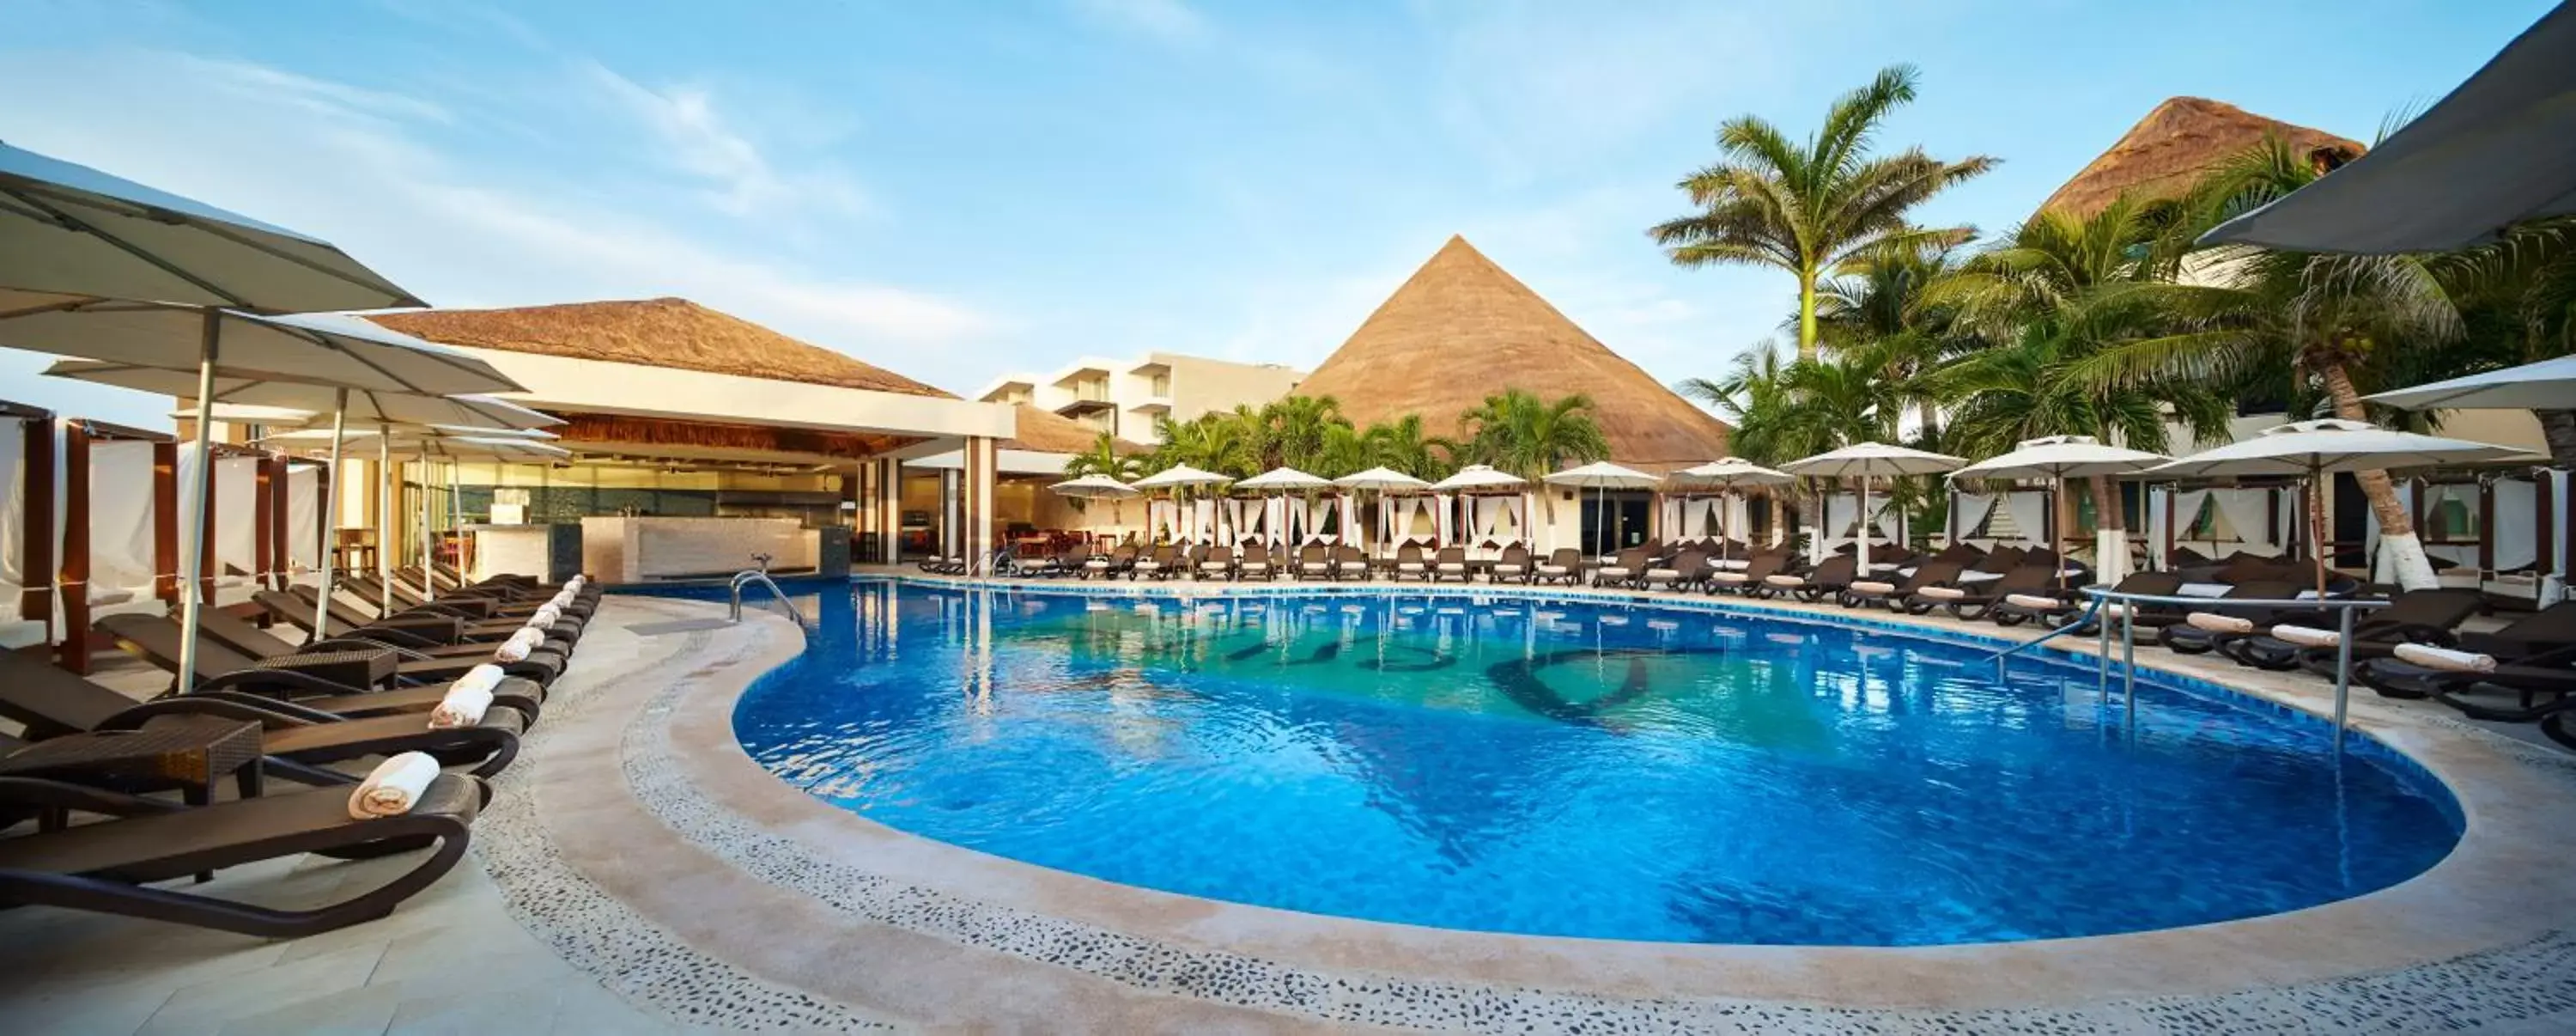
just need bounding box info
[1150,372,1170,397]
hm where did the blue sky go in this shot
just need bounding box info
[1,0,2555,430]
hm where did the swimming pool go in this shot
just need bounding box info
[726,581,2461,947]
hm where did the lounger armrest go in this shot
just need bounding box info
[183,691,362,725]
[307,637,439,661]
[106,696,324,731]
[195,667,374,699]
[0,776,187,819]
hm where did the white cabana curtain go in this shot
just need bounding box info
[2419,483,2480,568]
[2211,487,2277,554]
[1193,498,1215,543]
[1660,497,1685,539]
[2146,487,2171,570]
[1263,497,1285,548]
[214,455,258,583]
[1823,494,1858,551]
[0,420,21,621]
[287,466,321,576]
[2002,491,2050,548]
[90,441,156,603]
[1433,492,1454,545]
[1339,493,1359,550]
[1873,495,1904,545]
[1949,491,1996,544]
[2494,477,2539,572]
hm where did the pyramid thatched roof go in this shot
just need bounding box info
[2039,97,2364,219]
[1005,405,1143,454]
[1291,236,1732,471]
[367,297,951,398]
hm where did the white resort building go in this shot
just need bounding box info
[971,352,1307,444]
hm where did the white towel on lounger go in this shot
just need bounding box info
[1849,581,1897,595]
[349,752,440,819]
[2269,624,2340,648]
[2394,643,2495,673]
[430,665,503,728]
[1917,586,1966,600]
[495,626,545,663]
[2185,612,2255,634]
[2004,593,2062,611]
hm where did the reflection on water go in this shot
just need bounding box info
[729,582,2462,946]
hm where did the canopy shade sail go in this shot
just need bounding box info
[2196,3,2576,253]
[45,360,558,431]
[1,302,519,397]
[0,141,424,313]
[2363,354,2576,411]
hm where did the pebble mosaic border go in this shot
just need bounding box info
[476,591,2576,1033]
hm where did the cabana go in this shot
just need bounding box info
[0,400,55,649]
[1431,465,1530,558]
[56,418,167,672]
[2147,483,2301,570]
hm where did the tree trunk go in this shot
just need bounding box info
[2319,361,2439,589]
[1796,268,1820,362]
[2540,410,2576,469]
[2088,473,2130,586]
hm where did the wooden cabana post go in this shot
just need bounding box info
[59,418,175,673]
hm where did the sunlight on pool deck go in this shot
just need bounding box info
[7,583,2576,1034]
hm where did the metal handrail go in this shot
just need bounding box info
[1987,596,2105,680]
[729,569,809,627]
[2063,588,2391,750]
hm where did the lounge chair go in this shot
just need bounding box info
[1334,544,1371,581]
[1591,547,1648,589]
[0,652,526,783]
[173,610,550,721]
[102,612,564,694]
[1706,552,1786,595]
[2220,588,2487,672]
[2348,602,2576,702]
[1083,545,1132,580]
[1845,559,1965,612]
[1492,544,1533,584]
[1640,550,1708,592]
[2360,644,2576,719]
[1913,564,2055,621]
[1759,555,1856,603]
[1431,546,1471,583]
[0,771,483,936]
[251,590,580,660]
[1392,544,1431,582]
[1237,543,1277,581]
[1532,548,1581,586]
[1197,545,1235,581]
[1295,543,1331,581]
[1130,544,1178,581]
[2154,580,2318,655]
[1988,570,2181,628]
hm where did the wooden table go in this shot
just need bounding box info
[1,716,265,830]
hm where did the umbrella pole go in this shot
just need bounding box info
[313,391,349,637]
[2308,465,2329,598]
[2055,474,2067,593]
[173,313,221,692]
[448,460,463,581]
[378,431,393,614]
[1858,478,1872,576]
[418,458,435,601]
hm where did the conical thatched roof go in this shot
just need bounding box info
[367,297,951,398]
[1291,236,1732,471]
[1005,405,1143,454]
[2039,97,2364,219]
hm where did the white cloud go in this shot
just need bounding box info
[0,48,1001,406]
[578,61,870,221]
[1069,0,1208,44]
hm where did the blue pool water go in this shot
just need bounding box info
[723,581,2461,947]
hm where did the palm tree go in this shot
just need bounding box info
[1060,431,1143,482]
[1363,414,1456,482]
[1255,395,1348,472]
[2433,216,2576,465]
[1147,412,1255,478]
[1684,343,1907,553]
[1816,241,1962,442]
[2067,138,2476,588]
[1459,389,1611,521]
[1651,64,1996,360]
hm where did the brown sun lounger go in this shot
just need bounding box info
[173,609,549,721]
[1704,552,1786,594]
[0,772,482,937]
[1759,554,1856,602]
[100,612,566,694]
[2219,588,2488,673]
[0,652,526,783]
[1914,564,2055,621]
[1845,559,1965,612]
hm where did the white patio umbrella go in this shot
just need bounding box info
[47,358,550,630]
[2198,3,2574,253]
[2151,418,2540,594]
[1334,466,1432,558]
[1133,464,1230,542]
[1432,465,1528,551]
[1048,472,1141,531]
[1668,457,1792,562]
[1949,436,2169,586]
[1236,467,1331,548]
[1780,442,1965,574]
[1542,460,1662,558]
[2364,354,2576,411]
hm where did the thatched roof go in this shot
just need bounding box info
[1291,235,1732,470]
[367,297,952,398]
[1005,405,1143,454]
[2039,97,2364,219]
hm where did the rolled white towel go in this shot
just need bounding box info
[430,679,495,729]
[495,626,546,663]
[1917,586,1967,600]
[527,604,562,630]
[1849,580,1898,595]
[1709,572,1748,583]
[2004,593,2063,610]
[348,752,441,819]
[1763,574,1802,588]
[565,575,586,593]
[1644,568,1680,580]
[1716,559,1751,571]
[2269,624,2341,648]
[2100,602,2132,619]
[2185,612,2256,634]
[1596,567,1631,578]
[2394,643,2496,673]
[549,591,575,612]
[1538,564,1571,576]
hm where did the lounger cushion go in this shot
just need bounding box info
[1644,569,1680,580]
[1495,564,1524,575]
[2177,582,2231,597]
[1917,586,1966,600]
[2004,593,2062,610]
[2394,643,2495,673]
[2186,612,2256,634]
[1537,565,1570,576]
[1437,563,1466,572]
[1762,574,1801,587]
[1850,581,1897,595]
[1709,572,1747,583]
[2270,624,2340,648]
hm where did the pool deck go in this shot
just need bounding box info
[9,576,2576,1033]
